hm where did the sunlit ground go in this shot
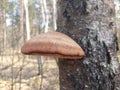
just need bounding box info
[0,54,59,90]
[0,44,119,90]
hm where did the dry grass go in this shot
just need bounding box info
[0,46,120,90]
[0,55,59,90]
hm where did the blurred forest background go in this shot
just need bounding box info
[0,0,120,90]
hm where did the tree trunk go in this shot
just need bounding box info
[24,0,30,40]
[52,0,57,31]
[3,9,6,49]
[20,0,24,42]
[57,0,120,90]
[40,0,45,30]
[2,0,7,50]
[42,0,49,32]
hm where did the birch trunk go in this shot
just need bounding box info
[40,0,45,30]
[24,0,30,40]
[42,0,49,32]
[53,0,57,31]
[57,0,120,90]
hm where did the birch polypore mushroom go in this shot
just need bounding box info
[21,31,85,59]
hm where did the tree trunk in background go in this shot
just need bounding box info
[42,0,49,32]
[24,0,30,40]
[52,0,57,31]
[3,10,6,48]
[40,0,45,31]
[57,0,120,90]
[2,0,7,51]
[20,0,24,42]
[0,10,2,55]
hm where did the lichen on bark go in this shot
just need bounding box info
[57,0,120,90]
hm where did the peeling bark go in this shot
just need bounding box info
[57,0,120,90]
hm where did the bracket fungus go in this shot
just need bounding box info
[21,31,85,59]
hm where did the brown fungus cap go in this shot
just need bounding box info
[21,31,85,59]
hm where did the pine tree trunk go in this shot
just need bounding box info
[57,0,120,90]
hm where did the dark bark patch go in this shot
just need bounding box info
[65,0,89,16]
[102,42,111,64]
[94,5,99,10]
[109,22,114,29]
[63,9,71,21]
[109,8,115,16]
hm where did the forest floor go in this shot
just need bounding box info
[0,48,120,90]
[0,54,59,90]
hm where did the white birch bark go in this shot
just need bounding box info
[24,0,30,40]
[42,0,49,32]
[53,0,57,31]
[40,0,45,30]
